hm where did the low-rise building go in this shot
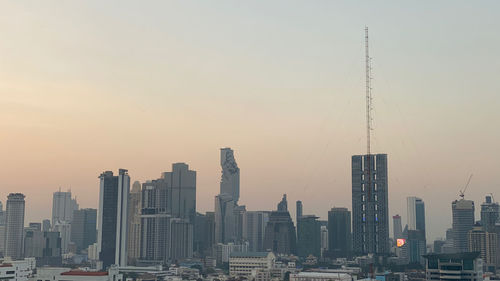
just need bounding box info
[424,252,483,281]
[33,266,123,281]
[290,272,352,281]
[0,258,36,281]
[229,252,275,277]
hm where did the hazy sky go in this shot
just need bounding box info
[1,1,499,242]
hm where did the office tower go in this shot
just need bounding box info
[52,221,71,254]
[468,225,497,272]
[393,214,403,239]
[71,208,97,252]
[4,193,26,260]
[407,197,426,234]
[220,148,240,202]
[194,213,208,256]
[296,201,303,221]
[52,190,78,225]
[263,195,297,255]
[161,163,197,224]
[97,169,129,268]
[215,193,236,244]
[452,199,475,253]
[242,211,269,252]
[352,154,389,255]
[23,228,62,266]
[127,181,142,264]
[169,219,194,261]
[328,207,352,258]
[42,220,51,232]
[29,223,41,231]
[234,205,246,242]
[424,253,483,281]
[205,212,216,256]
[481,196,499,233]
[407,229,426,265]
[24,227,44,258]
[0,201,4,225]
[320,225,328,258]
[0,225,4,256]
[297,215,321,258]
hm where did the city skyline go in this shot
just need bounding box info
[1,1,500,244]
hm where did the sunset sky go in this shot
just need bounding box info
[1,1,499,241]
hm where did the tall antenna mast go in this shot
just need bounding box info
[365,26,372,155]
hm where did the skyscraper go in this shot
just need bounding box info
[393,214,403,239]
[296,201,303,222]
[0,201,4,225]
[242,211,269,252]
[71,208,97,253]
[297,215,321,258]
[220,148,240,202]
[468,225,497,272]
[352,154,389,255]
[328,207,352,258]
[52,190,78,225]
[161,163,197,224]
[480,195,499,233]
[127,181,142,264]
[97,169,129,268]
[4,193,26,260]
[263,194,297,255]
[407,197,426,234]
[215,193,236,243]
[452,199,475,253]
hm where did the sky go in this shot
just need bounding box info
[0,1,499,242]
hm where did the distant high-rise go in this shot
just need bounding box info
[215,193,236,243]
[127,181,142,264]
[52,190,78,225]
[393,214,403,239]
[352,154,389,255]
[452,199,475,253]
[161,163,197,224]
[320,225,328,258]
[42,219,51,232]
[4,193,26,260]
[480,195,499,233]
[468,225,497,272]
[220,148,240,202]
[297,215,321,258]
[242,211,269,252]
[169,218,194,261]
[0,201,4,225]
[263,195,297,255]
[71,208,97,252]
[53,220,71,254]
[97,169,129,268]
[296,201,303,222]
[328,207,352,258]
[407,197,426,234]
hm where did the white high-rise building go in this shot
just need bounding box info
[52,190,78,225]
[4,193,26,260]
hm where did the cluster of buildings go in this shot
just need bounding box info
[0,148,499,281]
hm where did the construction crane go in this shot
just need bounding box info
[459,174,473,199]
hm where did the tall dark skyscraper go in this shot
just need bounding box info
[4,193,25,260]
[393,214,402,239]
[480,195,499,233]
[452,199,475,253]
[328,207,352,258]
[352,154,389,255]
[263,194,297,255]
[162,163,197,224]
[296,201,303,222]
[297,215,321,258]
[71,208,97,253]
[97,169,129,268]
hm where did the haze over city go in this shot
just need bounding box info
[1,0,500,243]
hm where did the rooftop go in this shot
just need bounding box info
[230,252,271,258]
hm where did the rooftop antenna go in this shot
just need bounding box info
[365,26,373,156]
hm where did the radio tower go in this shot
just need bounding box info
[365,26,372,156]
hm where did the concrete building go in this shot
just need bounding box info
[297,215,321,258]
[407,197,426,234]
[34,267,123,281]
[320,225,328,258]
[42,219,51,232]
[468,225,497,272]
[216,242,249,265]
[127,181,142,265]
[215,193,236,243]
[169,218,194,261]
[23,229,62,266]
[480,195,499,233]
[52,220,71,254]
[328,208,352,258]
[4,193,26,260]
[263,195,297,255]
[424,252,483,281]
[393,214,403,239]
[97,169,129,268]
[71,208,97,253]
[296,201,303,222]
[352,154,389,255]
[52,190,78,225]
[290,272,352,281]
[220,148,240,203]
[242,211,269,252]
[407,229,426,265]
[0,257,35,281]
[161,163,197,224]
[452,199,475,253]
[229,251,275,277]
